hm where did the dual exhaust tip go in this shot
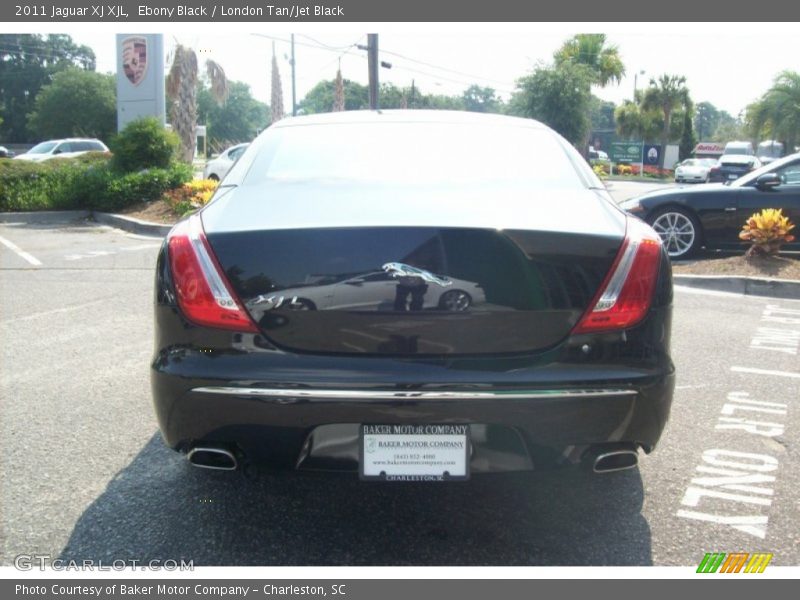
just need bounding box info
[589,445,639,473]
[186,443,639,474]
[187,446,238,471]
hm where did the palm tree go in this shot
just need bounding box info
[167,44,228,163]
[554,34,625,153]
[270,43,285,124]
[554,34,625,88]
[747,71,800,152]
[641,74,689,169]
[332,64,345,112]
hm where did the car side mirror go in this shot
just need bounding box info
[755,173,781,189]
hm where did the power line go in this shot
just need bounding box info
[296,34,357,52]
[378,47,515,89]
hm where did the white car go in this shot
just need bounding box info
[14,138,108,162]
[203,143,249,180]
[246,270,486,315]
[674,158,717,183]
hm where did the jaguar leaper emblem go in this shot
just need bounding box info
[382,262,452,287]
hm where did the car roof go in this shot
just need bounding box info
[272,110,547,130]
[42,138,105,143]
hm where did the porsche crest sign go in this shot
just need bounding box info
[121,36,148,86]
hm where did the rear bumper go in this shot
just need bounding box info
[151,349,674,473]
[675,174,706,183]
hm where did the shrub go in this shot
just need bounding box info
[642,164,673,178]
[0,155,192,212]
[739,208,796,257]
[0,158,111,211]
[592,164,608,178]
[162,179,219,216]
[97,164,193,211]
[617,164,633,176]
[110,117,179,173]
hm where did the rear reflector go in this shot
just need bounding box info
[167,214,259,332]
[571,217,662,334]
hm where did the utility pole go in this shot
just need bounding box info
[290,34,297,116]
[410,79,415,108]
[367,34,379,110]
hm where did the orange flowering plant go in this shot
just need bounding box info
[739,208,796,257]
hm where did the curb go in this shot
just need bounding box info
[0,210,90,223]
[0,210,172,237]
[91,211,173,237]
[674,274,800,300]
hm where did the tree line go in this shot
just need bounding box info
[1,33,798,168]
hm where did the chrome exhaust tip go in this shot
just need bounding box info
[592,447,639,473]
[187,446,238,471]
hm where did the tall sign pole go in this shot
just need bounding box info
[116,34,165,131]
[367,34,379,110]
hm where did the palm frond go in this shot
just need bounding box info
[206,59,229,105]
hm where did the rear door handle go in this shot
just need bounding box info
[725,207,737,212]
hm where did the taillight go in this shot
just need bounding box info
[167,214,259,332]
[571,217,663,334]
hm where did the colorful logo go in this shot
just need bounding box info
[121,36,148,86]
[697,553,773,573]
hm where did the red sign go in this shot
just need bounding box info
[693,142,725,155]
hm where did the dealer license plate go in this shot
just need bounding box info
[360,424,470,481]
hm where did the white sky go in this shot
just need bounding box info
[56,23,799,117]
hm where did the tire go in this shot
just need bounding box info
[207,174,220,181]
[286,298,316,311]
[647,207,702,259]
[438,289,472,312]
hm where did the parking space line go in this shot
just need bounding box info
[0,299,106,326]
[0,234,42,266]
[730,366,800,379]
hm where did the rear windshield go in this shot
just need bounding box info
[239,122,587,188]
[724,145,752,155]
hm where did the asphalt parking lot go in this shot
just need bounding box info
[1,214,798,567]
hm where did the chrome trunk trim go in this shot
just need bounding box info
[190,387,638,400]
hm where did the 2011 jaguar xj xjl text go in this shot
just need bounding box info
[151,111,674,479]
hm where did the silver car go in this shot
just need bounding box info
[674,158,716,183]
[203,143,249,181]
[13,138,108,162]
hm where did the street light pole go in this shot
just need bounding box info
[290,34,297,116]
[367,34,379,110]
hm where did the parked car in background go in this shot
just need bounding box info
[151,110,675,481]
[674,158,716,183]
[757,140,784,165]
[0,146,14,158]
[723,141,755,156]
[13,138,108,162]
[621,152,800,258]
[708,154,762,182]
[587,147,609,166]
[203,143,249,180]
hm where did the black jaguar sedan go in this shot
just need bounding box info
[621,153,800,259]
[151,111,674,480]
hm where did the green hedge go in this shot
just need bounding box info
[110,117,180,172]
[0,154,192,212]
